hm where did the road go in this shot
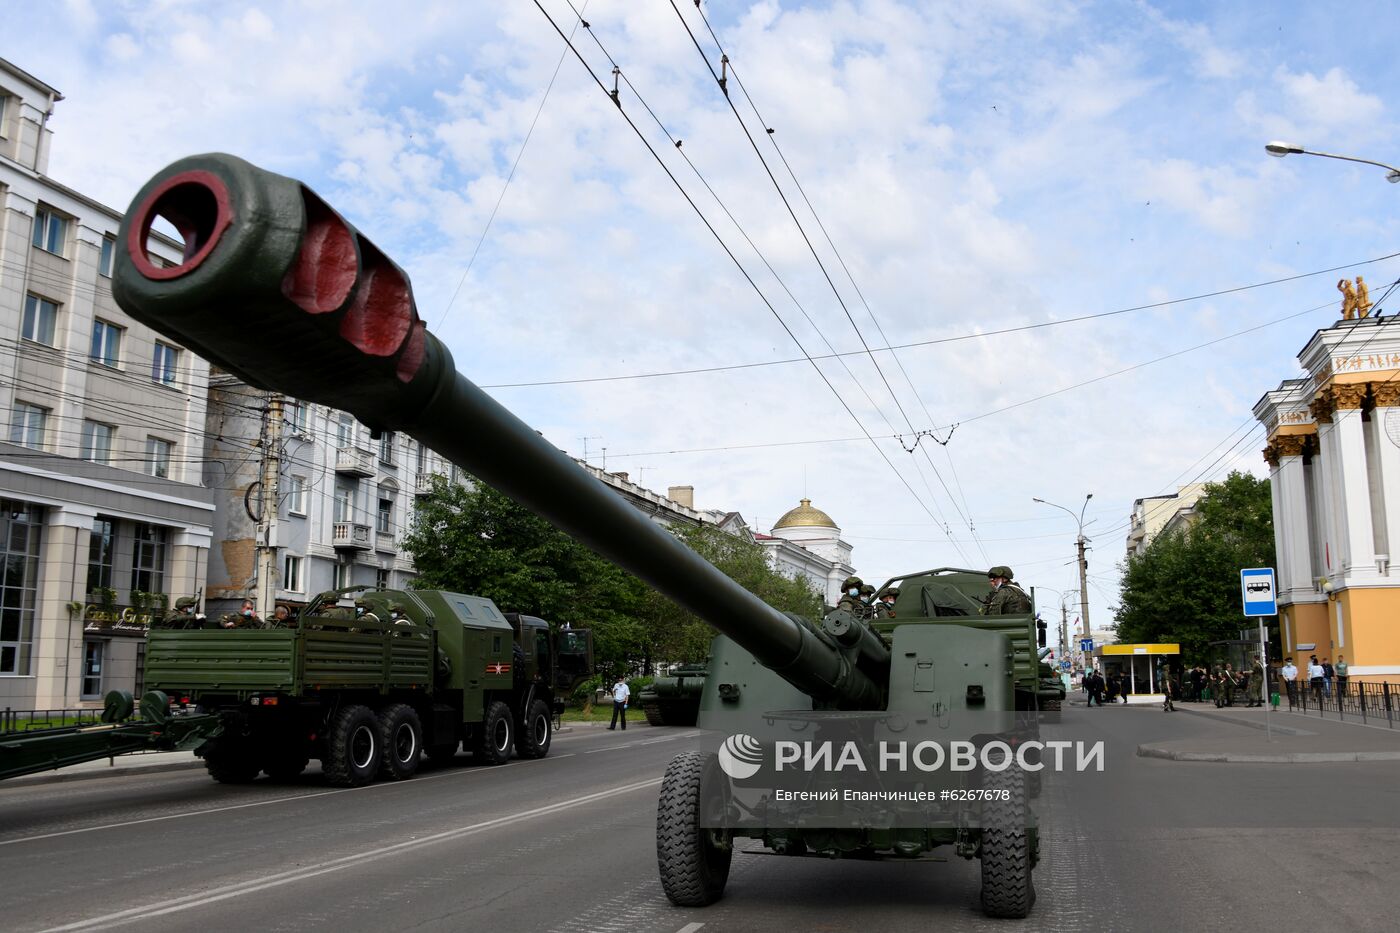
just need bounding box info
[3,708,1398,932]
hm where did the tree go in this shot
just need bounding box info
[401,476,823,674]
[1114,472,1275,662]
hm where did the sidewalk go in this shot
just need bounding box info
[2,749,205,789]
[1137,701,1400,763]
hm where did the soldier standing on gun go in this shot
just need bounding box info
[983,566,1032,615]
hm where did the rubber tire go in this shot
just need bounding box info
[514,699,553,759]
[204,738,260,785]
[657,751,732,907]
[323,704,381,787]
[378,703,423,780]
[476,700,514,765]
[979,765,1035,919]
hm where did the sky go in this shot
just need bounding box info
[10,0,1400,652]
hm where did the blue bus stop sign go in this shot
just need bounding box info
[1240,567,1277,617]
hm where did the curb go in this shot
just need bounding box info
[3,756,206,789]
[1136,744,1400,764]
[1173,704,1313,737]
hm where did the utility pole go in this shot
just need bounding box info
[1060,601,1070,667]
[1077,535,1091,645]
[255,394,284,617]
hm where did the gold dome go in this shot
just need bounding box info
[772,498,837,531]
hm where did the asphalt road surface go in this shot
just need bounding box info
[3,708,1398,932]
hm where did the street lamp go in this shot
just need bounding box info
[1033,494,1094,669]
[1265,141,1400,183]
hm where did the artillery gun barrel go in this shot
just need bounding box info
[111,154,881,709]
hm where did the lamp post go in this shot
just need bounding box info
[1033,585,1079,675]
[1264,141,1400,182]
[1033,494,1093,669]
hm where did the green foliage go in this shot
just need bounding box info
[401,477,821,675]
[1115,472,1276,662]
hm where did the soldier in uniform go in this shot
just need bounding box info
[163,596,206,629]
[836,576,864,613]
[1247,655,1265,707]
[220,598,269,629]
[858,583,877,619]
[982,566,1032,615]
[874,587,899,619]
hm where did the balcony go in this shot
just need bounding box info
[415,471,439,497]
[332,522,372,551]
[376,530,397,553]
[335,446,375,477]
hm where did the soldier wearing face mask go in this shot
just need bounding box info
[874,586,900,619]
[836,576,864,614]
[221,598,269,629]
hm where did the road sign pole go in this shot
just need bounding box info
[1260,616,1272,743]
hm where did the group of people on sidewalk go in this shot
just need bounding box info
[1278,654,1349,709]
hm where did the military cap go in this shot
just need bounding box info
[859,583,876,596]
[175,596,199,610]
[988,565,1014,579]
[841,575,864,589]
[880,586,901,598]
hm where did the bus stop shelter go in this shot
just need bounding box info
[1092,643,1180,702]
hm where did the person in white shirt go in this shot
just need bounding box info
[609,677,630,731]
[1307,656,1325,704]
[1281,658,1298,710]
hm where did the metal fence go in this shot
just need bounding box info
[0,706,107,734]
[1276,678,1398,728]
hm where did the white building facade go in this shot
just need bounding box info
[757,498,856,607]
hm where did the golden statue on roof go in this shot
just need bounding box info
[1339,276,1372,320]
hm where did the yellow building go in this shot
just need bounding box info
[1254,315,1400,682]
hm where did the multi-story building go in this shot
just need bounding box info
[1125,483,1206,558]
[1,58,213,707]
[757,498,857,607]
[1255,314,1400,681]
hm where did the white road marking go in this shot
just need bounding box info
[41,777,664,932]
[674,924,706,933]
[586,744,635,753]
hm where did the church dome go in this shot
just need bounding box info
[772,498,837,531]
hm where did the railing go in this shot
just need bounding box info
[334,446,375,476]
[332,521,372,550]
[1276,677,1397,728]
[2,706,109,734]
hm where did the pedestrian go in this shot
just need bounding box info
[1104,672,1119,705]
[1085,669,1099,707]
[1281,657,1299,710]
[1159,663,1175,712]
[608,675,630,731]
[1308,655,1324,704]
[1321,657,1334,698]
[1248,655,1265,707]
[1335,654,1349,699]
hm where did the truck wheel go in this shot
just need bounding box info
[323,704,381,787]
[378,703,423,780]
[204,739,259,785]
[514,699,552,759]
[657,751,731,906]
[476,700,514,765]
[979,765,1035,918]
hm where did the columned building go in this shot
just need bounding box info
[1,59,212,707]
[1254,316,1400,681]
[757,498,856,607]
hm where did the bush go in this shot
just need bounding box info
[570,674,604,707]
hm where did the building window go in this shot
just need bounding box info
[21,294,58,345]
[146,437,173,478]
[87,516,116,594]
[335,412,355,447]
[81,420,115,464]
[152,342,179,386]
[286,475,306,515]
[378,431,396,464]
[284,399,307,435]
[0,499,44,676]
[82,640,105,700]
[334,482,356,523]
[377,486,395,534]
[8,402,48,449]
[99,236,116,277]
[31,206,67,255]
[333,561,352,590]
[90,320,123,367]
[376,567,390,589]
[415,442,426,474]
[283,555,304,593]
[130,523,168,594]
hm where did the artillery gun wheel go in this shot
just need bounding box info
[476,700,514,765]
[323,704,381,787]
[203,738,260,785]
[378,703,423,780]
[978,765,1035,919]
[514,699,552,759]
[657,751,731,906]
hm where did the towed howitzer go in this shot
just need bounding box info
[111,154,1038,918]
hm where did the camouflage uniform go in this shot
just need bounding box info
[1247,658,1264,706]
[873,587,900,619]
[162,596,206,629]
[858,584,877,620]
[836,576,864,614]
[982,566,1032,615]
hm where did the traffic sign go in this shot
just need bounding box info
[1079,637,1094,653]
[1240,567,1277,617]
[1060,660,1072,671]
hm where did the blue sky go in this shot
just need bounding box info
[11,0,1400,646]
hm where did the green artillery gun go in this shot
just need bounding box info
[108,153,1043,917]
[639,663,708,727]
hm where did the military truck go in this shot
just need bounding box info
[146,587,591,785]
[107,153,1043,917]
